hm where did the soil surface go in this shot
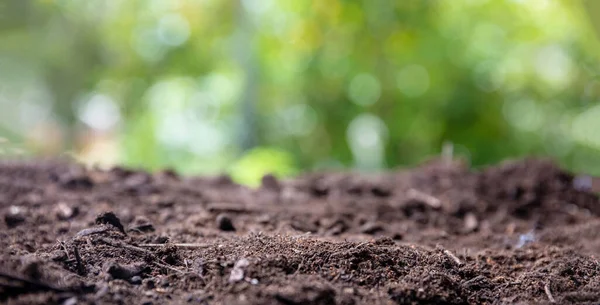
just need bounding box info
[1,158,600,304]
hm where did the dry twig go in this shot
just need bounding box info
[407,188,441,209]
[544,283,556,303]
[97,238,184,274]
[139,243,210,249]
[443,249,463,266]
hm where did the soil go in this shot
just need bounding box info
[1,158,600,304]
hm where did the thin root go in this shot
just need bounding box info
[544,283,555,303]
[443,249,463,266]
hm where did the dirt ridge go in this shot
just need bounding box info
[1,158,599,304]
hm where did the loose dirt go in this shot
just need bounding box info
[1,158,600,304]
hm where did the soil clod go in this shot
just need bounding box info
[104,261,148,281]
[216,213,236,231]
[4,205,26,228]
[95,211,126,234]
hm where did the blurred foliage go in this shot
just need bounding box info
[2,0,600,184]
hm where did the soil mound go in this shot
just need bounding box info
[1,158,599,304]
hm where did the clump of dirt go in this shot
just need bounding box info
[1,158,600,304]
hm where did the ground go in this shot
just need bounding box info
[1,158,600,304]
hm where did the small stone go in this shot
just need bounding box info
[229,258,249,283]
[130,276,142,285]
[216,214,235,232]
[55,202,78,221]
[62,297,77,305]
[573,175,592,191]
[5,205,25,228]
[464,213,478,232]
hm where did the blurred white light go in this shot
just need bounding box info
[132,28,166,62]
[346,113,388,170]
[188,91,220,122]
[188,122,227,156]
[78,94,121,132]
[199,73,240,105]
[348,73,381,107]
[572,104,600,149]
[535,45,573,89]
[241,0,273,15]
[396,65,430,97]
[148,78,193,112]
[502,98,543,132]
[279,103,318,136]
[156,112,190,148]
[157,14,191,47]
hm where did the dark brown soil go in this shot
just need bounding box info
[1,158,600,304]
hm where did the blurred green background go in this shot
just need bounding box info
[2,0,600,185]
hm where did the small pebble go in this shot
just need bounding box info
[216,214,236,232]
[5,205,26,228]
[62,297,77,305]
[130,276,142,285]
[573,175,592,191]
[464,213,479,232]
[55,202,78,221]
[516,230,537,249]
[229,258,249,282]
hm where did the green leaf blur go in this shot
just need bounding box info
[2,0,600,185]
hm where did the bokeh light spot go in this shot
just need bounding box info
[279,103,318,137]
[396,65,430,98]
[572,104,600,150]
[157,13,191,47]
[502,98,543,132]
[77,93,121,132]
[132,27,167,62]
[348,73,381,107]
[535,45,573,89]
[346,113,388,170]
